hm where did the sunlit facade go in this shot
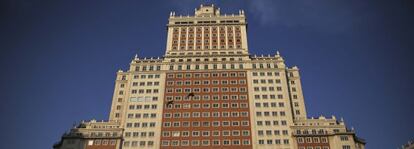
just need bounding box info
[55,4,365,149]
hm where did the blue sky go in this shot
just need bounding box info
[0,0,413,148]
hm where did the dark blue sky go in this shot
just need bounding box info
[1,0,413,148]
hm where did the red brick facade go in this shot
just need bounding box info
[160,71,252,149]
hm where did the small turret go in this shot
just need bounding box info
[195,4,220,17]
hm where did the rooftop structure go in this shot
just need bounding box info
[54,120,123,149]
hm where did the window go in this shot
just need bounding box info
[298,137,304,143]
[313,137,320,143]
[283,139,289,144]
[239,87,247,92]
[232,140,240,145]
[275,139,281,144]
[222,121,230,126]
[267,139,273,144]
[189,110,202,117]
[161,140,169,146]
[192,131,200,136]
[171,140,179,146]
[340,136,349,141]
[182,121,190,127]
[202,140,210,146]
[321,137,328,143]
[202,131,210,136]
[182,131,190,137]
[192,140,200,146]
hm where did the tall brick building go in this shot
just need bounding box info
[55,4,365,149]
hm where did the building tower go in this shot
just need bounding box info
[55,4,365,149]
[108,4,312,148]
